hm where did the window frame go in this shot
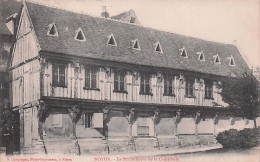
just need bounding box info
[185,77,195,98]
[163,75,175,96]
[107,34,117,46]
[74,27,86,42]
[214,54,221,64]
[139,73,153,95]
[204,80,214,100]
[154,42,163,54]
[132,39,141,51]
[84,113,93,128]
[47,23,59,37]
[180,47,188,58]
[228,56,235,66]
[113,70,127,94]
[84,66,100,91]
[52,62,67,88]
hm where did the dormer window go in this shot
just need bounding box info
[213,54,221,64]
[228,56,235,66]
[132,39,141,50]
[197,51,205,61]
[154,42,163,54]
[179,47,188,58]
[47,23,58,37]
[107,34,117,46]
[74,28,86,41]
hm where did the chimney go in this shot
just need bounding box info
[101,6,109,18]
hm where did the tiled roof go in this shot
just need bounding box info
[25,1,250,77]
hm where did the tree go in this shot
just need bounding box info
[219,73,260,128]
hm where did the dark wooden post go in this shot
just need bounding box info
[36,100,48,154]
[102,107,109,138]
[37,101,47,140]
[194,111,201,136]
[128,108,135,139]
[68,105,81,139]
[152,109,160,149]
[174,109,181,136]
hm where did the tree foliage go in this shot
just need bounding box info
[219,73,260,120]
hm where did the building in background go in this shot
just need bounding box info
[2,0,258,155]
[0,0,21,154]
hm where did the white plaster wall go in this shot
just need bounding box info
[197,119,214,134]
[215,119,230,133]
[177,118,195,134]
[244,120,255,128]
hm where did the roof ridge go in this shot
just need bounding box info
[25,0,235,47]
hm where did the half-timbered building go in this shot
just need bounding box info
[7,1,256,154]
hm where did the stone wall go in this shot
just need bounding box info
[20,108,258,155]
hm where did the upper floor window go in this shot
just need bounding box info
[185,77,194,98]
[197,51,205,61]
[132,39,141,50]
[164,75,175,96]
[205,80,213,99]
[114,71,126,93]
[47,23,59,37]
[140,73,152,95]
[74,27,86,41]
[154,42,163,54]
[85,67,99,90]
[228,56,235,66]
[52,63,67,87]
[180,47,188,58]
[107,34,117,46]
[214,54,221,64]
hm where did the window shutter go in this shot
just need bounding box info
[92,113,103,128]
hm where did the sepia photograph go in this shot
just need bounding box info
[0,0,259,161]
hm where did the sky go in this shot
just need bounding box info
[29,0,260,68]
